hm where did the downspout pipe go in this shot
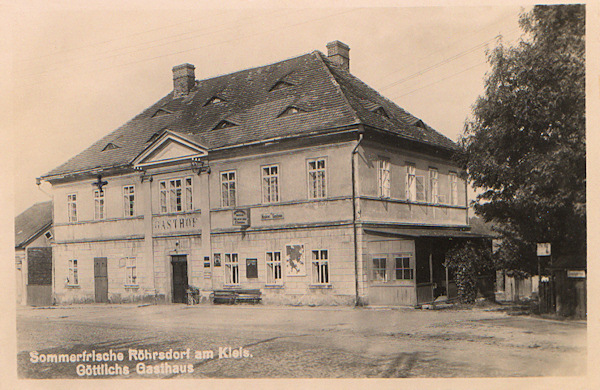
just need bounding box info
[351,127,365,306]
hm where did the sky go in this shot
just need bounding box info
[1,1,554,215]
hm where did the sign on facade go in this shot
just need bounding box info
[153,212,201,235]
[567,270,586,278]
[261,212,284,221]
[232,209,251,226]
[285,244,306,276]
[537,243,551,256]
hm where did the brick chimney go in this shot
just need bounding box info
[172,63,196,97]
[326,41,350,71]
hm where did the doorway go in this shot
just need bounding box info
[94,257,108,303]
[171,255,188,303]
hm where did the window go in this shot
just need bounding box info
[224,253,239,285]
[307,158,327,199]
[67,194,77,222]
[159,177,193,213]
[213,120,237,130]
[94,189,105,220]
[262,165,279,203]
[372,257,387,282]
[125,258,137,285]
[415,175,426,202]
[311,250,329,285]
[266,251,282,284]
[429,168,439,203]
[395,255,413,280]
[449,172,459,206]
[406,164,416,201]
[67,259,78,285]
[278,106,304,117]
[378,158,391,198]
[123,185,135,217]
[220,171,237,208]
[44,231,53,240]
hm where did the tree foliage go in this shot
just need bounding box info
[460,5,585,264]
[445,241,493,303]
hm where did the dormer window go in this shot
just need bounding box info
[152,108,172,118]
[213,120,237,130]
[102,142,120,151]
[415,119,426,128]
[269,80,294,91]
[278,106,304,117]
[373,107,389,118]
[204,96,226,106]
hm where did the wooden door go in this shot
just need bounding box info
[94,257,108,303]
[171,255,188,303]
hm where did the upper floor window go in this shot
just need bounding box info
[311,249,329,285]
[220,171,237,208]
[94,189,105,220]
[449,172,459,206]
[307,158,327,199]
[123,185,135,217]
[159,177,193,214]
[262,165,280,204]
[429,168,439,203]
[67,194,77,222]
[406,164,416,201]
[378,158,391,198]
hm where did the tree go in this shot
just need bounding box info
[460,4,585,268]
[445,240,494,303]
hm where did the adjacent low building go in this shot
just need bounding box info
[40,41,480,306]
[15,201,54,306]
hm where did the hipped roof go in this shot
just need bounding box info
[42,51,458,179]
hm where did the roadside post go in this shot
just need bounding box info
[537,243,552,313]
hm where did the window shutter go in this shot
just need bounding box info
[416,176,425,201]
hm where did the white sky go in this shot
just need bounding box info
[2,0,565,215]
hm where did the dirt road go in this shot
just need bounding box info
[16,304,586,378]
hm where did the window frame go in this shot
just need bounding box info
[394,254,414,281]
[307,157,327,200]
[266,251,283,285]
[94,188,105,220]
[220,170,237,208]
[449,171,459,206]
[123,185,136,217]
[311,249,330,285]
[224,253,239,285]
[406,163,416,201]
[261,164,280,204]
[67,259,79,286]
[371,256,388,282]
[67,193,78,223]
[158,176,193,214]
[378,157,391,198]
[429,168,439,203]
[125,257,137,286]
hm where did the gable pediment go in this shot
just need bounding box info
[132,131,207,168]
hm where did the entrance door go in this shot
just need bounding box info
[171,255,188,303]
[94,257,108,303]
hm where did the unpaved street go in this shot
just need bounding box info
[17,304,586,378]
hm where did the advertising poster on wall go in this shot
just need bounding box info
[285,244,305,276]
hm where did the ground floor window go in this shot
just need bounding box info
[67,259,78,285]
[311,249,329,284]
[224,253,239,285]
[372,257,387,282]
[125,257,137,285]
[266,251,282,284]
[395,255,414,280]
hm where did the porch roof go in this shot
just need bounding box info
[364,227,491,239]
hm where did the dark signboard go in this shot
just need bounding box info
[246,258,258,278]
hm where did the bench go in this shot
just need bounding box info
[211,289,262,304]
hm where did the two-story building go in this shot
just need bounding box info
[40,41,478,307]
